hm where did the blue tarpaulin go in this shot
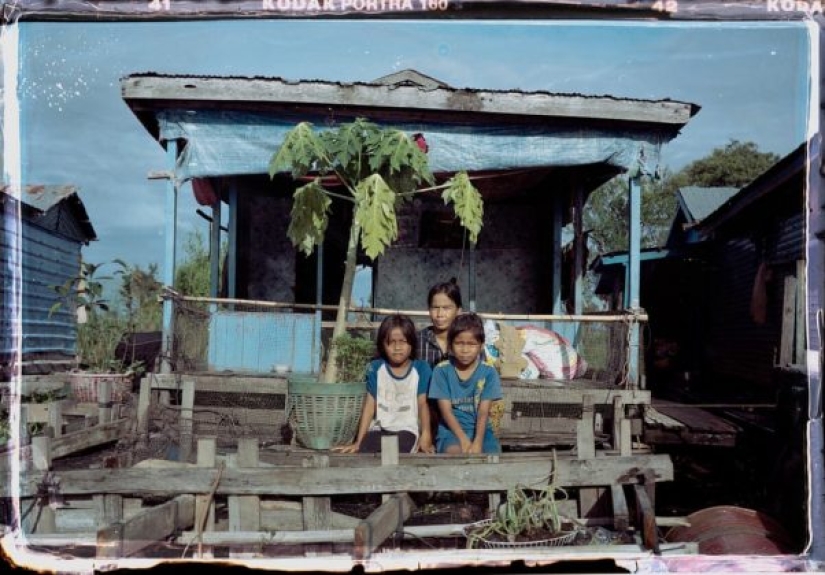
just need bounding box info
[157,110,666,182]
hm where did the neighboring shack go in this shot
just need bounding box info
[592,143,807,395]
[0,185,97,377]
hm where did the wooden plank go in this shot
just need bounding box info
[650,400,740,434]
[50,418,132,460]
[10,455,674,498]
[29,436,55,534]
[611,484,629,532]
[195,437,216,559]
[577,395,598,518]
[302,454,331,531]
[179,379,195,463]
[381,435,399,504]
[633,484,660,554]
[354,493,416,560]
[122,76,694,126]
[795,259,806,366]
[136,377,151,445]
[97,380,112,425]
[229,438,260,557]
[96,494,195,558]
[779,274,796,366]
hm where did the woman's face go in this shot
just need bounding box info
[429,292,460,333]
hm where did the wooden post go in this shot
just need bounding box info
[795,259,806,366]
[302,454,331,555]
[98,380,112,425]
[95,494,124,529]
[229,438,261,557]
[381,435,399,504]
[577,394,600,518]
[47,400,63,438]
[633,483,660,554]
[610,484,629,532]
[487,455,501,515]
[136,376,151,447]
[195,437,216,559]
[613,396,632,456]
[353,494,416,560]
[30,435,55,534]
[179,379,195,463]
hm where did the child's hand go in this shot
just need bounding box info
[467,439,483,454]
[418,433,435,454]
[459,437,473,453]
[332,443,359,454]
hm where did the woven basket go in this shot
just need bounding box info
[68,372,133,404]
[287,376,365,450]
[463,519,578,549]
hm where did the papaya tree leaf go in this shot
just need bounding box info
[442,171,484,243]
[287,179,332,256]
[354,174,398,260]
[269,122,330,179]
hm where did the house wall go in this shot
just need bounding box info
[0,208,81,374]
[702,212,804,389]
[374,199,554,314]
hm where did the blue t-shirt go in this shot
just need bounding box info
[428,359,502,436]
[365,358,431,436]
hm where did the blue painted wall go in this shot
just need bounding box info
[207,311,320,374]
[1,214,80,363]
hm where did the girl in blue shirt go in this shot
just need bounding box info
[429,312,502,454]
[334,314,434,454]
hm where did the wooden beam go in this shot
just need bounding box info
[229,438,260,557]
[610,484,629,532]
[354,493,416,560]
[9,455,673,498]
[633,484,660,554]
[779,274,797,366]
[49,418,131,460]
[122,76,694,126]
[96,494,194,558]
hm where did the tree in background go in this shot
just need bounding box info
[115,260,162,332]
[586,140,780,256]
[174,229,215,297]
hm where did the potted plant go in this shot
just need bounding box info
[270,117,484,448]
[464,453,581,548]
[50,260,145,404]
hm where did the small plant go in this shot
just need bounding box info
[465,451,580,548]
[331,333,374,383]
[50,260,143,375]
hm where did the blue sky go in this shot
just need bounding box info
[12,18,814,274]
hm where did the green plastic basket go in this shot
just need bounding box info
[287,375,366,450]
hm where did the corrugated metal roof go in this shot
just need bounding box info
[124,71,701,112]
[0,185,97,243]
[678,186,740,224]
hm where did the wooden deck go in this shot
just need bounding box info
[643,399,741,447]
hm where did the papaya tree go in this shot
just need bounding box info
[269,117,484,383]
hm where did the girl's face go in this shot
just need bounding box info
[383,327,412,367]
[429,292,460,333]
[450,330,483,368]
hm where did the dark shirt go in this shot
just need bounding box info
[417,326,449,368]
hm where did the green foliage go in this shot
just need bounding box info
[270,117,479,261]
[586,176,676,254]
[465,452,576,547]
[663,139,780,194]
[289,180,332,256]
[270,117,484,382]
[175,229,219,297]
[331,333,374,383]
[586,140,780,255]
[115,260,162,332]
[49,261,112,318]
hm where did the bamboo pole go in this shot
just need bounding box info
[166,291,647,323]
